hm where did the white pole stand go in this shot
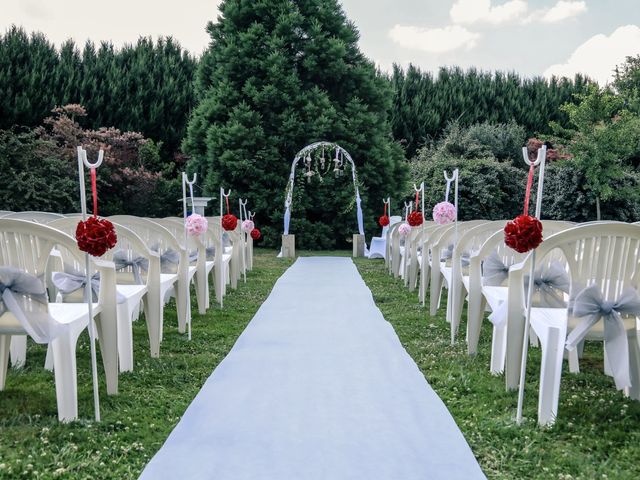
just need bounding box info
[76,146,104,422]
[516,145,547,425]
[282,234,296,258]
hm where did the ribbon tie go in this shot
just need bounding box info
[482,251,512,286]
[151,245,180,273]
[0,267,52,343]
[566,285,640,390]
[113,250,148,284]
[52,267,125,304]
[487,260,570,327]
[440,244,471,267]
[205,246,216,260]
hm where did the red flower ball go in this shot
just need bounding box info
[75,217,117,257]
[250,228,261,240]
[221,214,238,231]
[407,211,424,227]
[504,214,543,253]
[378,215,390,227]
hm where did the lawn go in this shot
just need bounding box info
[1,250,639,479]
[354,257,640,480]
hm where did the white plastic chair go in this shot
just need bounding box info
[466,221,574,378]
[2,211,66,223]
[369,215,401,260]
[511,223,640,425]
[0,219,118,421]
[50,218,163,370]
[429,220,487,317]
[108,216,188,337]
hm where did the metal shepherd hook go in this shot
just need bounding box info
[219,188,232,308]
[516,145,547,425]
[77,146,104,422]
[444,169,460,344]
[181,172,197,340]
[239,198,248,283]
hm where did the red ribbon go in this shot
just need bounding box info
[523,163,535,216]
[383,203,387,216]
[225,196,230,214]
[90,167,98,217]
[415,190,419,211]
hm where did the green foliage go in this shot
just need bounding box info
[0,27,197,160]
[614,54,640,114]
[184,0,407,249]
[391,64,592,158]
[408,121,526,220]
[551,83,640,218]
[0,128,77,212]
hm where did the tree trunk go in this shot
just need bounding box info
[596,196,601,221]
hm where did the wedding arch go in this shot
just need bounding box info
[282,141,365,238]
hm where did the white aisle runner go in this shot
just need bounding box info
[140,257,485,480]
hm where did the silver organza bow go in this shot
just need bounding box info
[565,285,640,390]
[52,267,125,304]
[440,244,470,267]
[482,251,512,286]
[151,245,180,273]
[525,261,570,308]
[113,250,148,284]
[487,261,570,327]
[205,246,216,260]
[189,251,199,263]
[0,267,52,343]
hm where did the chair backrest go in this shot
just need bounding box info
[155,217,201,252]
[50,217,157,286]
[108,216,184,274]
[529,223,640,300]
[3,211,66,223]
[477,221,575,268]
[432,220,488,266]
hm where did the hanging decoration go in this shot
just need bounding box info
[183,172,208,237]
[242,219,255,233]
[75,159,117,257]
[398,223,411,237]
[250,228,262,240]
[504,159,543,253]
[221,190,238,231]
[407,188,424,227]
[433,173,457,225]
[378,199,390,227]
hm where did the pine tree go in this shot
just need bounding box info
[184,0,406,248]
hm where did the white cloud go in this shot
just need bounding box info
[450,0,528,25]
[388,25,481,53]
[543,25,640,85]
[540,1,587,23]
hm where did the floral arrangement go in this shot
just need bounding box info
[185,213,208,236]
[76,217,117,257]
[432,201,456,225]
[398,223,411,237]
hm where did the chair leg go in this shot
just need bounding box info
[0,335,11,390]
[9,335,27,368]
[95,313,118,396]
[143,290,162,358]
[490,323,507,375]
[429,266,443,317]
[117,301,134,373]
[50,328,82,422]
[627,331,640,400]
[467,293,486,355]
[537,325,565,426]
[195,266,208,315]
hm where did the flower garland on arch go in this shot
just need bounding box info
[75,165,117,257]
[504,160,543,253]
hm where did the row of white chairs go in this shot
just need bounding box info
[0,211,255,421]
[381,217,640,425]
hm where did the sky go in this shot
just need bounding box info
[2,0,640,84]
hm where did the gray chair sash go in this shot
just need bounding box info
[482,251,511,286]
[151,245,180,273]
[566,285,640,390]
[0,267,53,343]
[440,244,470,267]
[52,267,125,304]
[113,250,148,284]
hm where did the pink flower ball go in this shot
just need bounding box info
[241,219,255,234]
[432,201,456,225]
[186,213,208,236]
[398,222,411,237]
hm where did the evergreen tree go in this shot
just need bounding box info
[184,0,406,248]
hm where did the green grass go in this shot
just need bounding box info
[2,250,640,479]
[354,257,640,480]
[0,249,292,479]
